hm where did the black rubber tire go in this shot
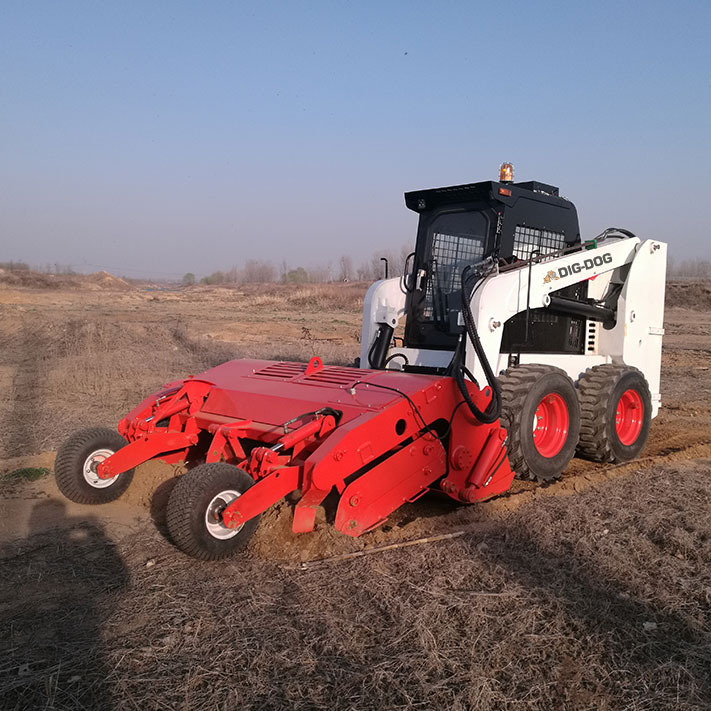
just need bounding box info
[577,364,652,463]
[54,427,135,504]
[166,463,260,561]
[499,364,581,481]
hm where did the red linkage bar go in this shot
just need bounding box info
[97,431,197,478]
[220,466,301,529]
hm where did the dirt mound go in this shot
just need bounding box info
[666,279,711,310]
[0,269,81,290]
[0,268,133,291]
[84,270,134,291]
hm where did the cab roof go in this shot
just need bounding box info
[404,179,565,213]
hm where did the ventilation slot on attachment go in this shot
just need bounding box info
[253,363,307,379]
[304,367,362,388]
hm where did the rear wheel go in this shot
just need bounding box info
[54,427,135,504]
[577,364,652,462]
[166,463,260,560]
[499,364,581,481]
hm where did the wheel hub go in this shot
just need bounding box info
[615,388,643,445]
[83,449,117,488]
[532,393,569,458]
[205,490,244,539]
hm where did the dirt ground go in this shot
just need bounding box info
[1,278,710,709]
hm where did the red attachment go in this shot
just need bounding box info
[221,466,301,530]
[107,357,516,538]
[277,413,337,452]
[616,388,643,445]
[334,438,447,536]
[97,431,196,478]
[206,421,251,463]
[533,392,569,458]
[441,383,514,503]
[465,427,509,492]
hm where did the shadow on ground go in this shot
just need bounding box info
[0,500,129,710]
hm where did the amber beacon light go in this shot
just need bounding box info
[499,162,514,183]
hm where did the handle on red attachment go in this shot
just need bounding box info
[305,356,324,375]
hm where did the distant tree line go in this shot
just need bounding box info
[0,261,78,275]
[188,249,711,287]
[0,261,30,271]
[188,245,411,286]
[667,258,711,279]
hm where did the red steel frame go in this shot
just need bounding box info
[97,357,515,537]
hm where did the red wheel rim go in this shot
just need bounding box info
[533,393,569,458]
[616,388,643,445]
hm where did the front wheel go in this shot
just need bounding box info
[499,364,581,481]
[166,463,260,560]
[54,427,135,504]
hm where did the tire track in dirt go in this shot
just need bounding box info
[0,323,48,458]
[288,449,711,566]
[247,427,711,563]
[269,409,711,564]
[3,305,708,561]
[3,418,709,561]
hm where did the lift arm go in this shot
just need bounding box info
[468,237,667,413]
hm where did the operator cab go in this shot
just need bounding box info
[403,170,583,355]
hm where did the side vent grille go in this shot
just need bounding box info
[586,321,598,353]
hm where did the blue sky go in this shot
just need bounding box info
[1,1,709,278]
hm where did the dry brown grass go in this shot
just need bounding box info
[2,463,710,710]
[232,284,365,312]
[2,278,711,709]
[0,270,83,289]
[0,315,359,458]
[0,281,366,459]
[0,317,227,457]
[664,280,711,309]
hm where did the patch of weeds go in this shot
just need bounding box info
[301,326,315,346]
[4,467,51,481]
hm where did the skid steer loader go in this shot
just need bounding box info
[54,165,667,559]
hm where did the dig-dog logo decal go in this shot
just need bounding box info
[543,253,613,283]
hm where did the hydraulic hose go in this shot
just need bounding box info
[448,262,501,424]
[368,324,394,369]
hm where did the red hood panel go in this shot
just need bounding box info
[196,359,444,427]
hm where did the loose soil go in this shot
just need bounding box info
[1,277,710,709]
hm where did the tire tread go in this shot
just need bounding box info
[54,427,133,504]
[166,463,259,561]
[498,364,578,481]
[576,364,650,463]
